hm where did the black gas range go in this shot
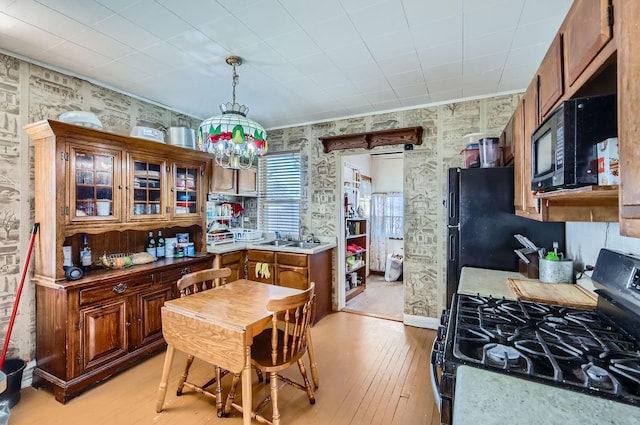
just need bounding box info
[431,249,640,425]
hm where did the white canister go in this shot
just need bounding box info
[539,258,574,283]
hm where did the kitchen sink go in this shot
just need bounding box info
[258,240,295,247]
[286,241,324,249]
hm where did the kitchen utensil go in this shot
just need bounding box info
[0,223,39,370]
[130,126,165,142]
[58,111,103,129]
[539,257,574,283]
[167,127,196,149]
[507,278,597,309]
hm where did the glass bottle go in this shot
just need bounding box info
[156,230,165,258]
[146,231,157,258]
[80,234,92,272]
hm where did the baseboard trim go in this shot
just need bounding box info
[403,314,439,329]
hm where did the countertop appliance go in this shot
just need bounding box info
[531,94,617,192]
[446,167,565,308]
[432,248,640,425]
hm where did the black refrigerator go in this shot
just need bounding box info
[446,167,565,307]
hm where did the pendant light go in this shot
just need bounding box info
[198,55,268,169]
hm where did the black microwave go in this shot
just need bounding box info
[531,94,617,192]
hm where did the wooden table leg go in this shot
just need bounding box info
[242,345,252,425]
[156,345,175,413]
[306,330,319,389]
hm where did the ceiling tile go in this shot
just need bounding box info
[0,12,65,53]
[34,0,114,25]
[377,52,421,76]
[4,0,88,38]
[264,29,322,61]
[153,0,226,28]
[93,13,159,51]
[68,27,133,60]
[464,29,514,59]
[119,1,193,40]
[350,0,408,39]
[227,0,298,40]
[304,15,360,51]
[365,28,416,59]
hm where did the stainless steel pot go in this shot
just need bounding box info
[167,127,196,149]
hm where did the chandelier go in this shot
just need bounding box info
[198,55,268,169]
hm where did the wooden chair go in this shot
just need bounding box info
[174,267,232,417]
[223,283,316,425]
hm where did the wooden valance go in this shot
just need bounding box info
[319,126,423,153]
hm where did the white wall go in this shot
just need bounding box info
[371,153,403,193]
[566,222,640,270]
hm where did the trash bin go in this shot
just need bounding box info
[384,253,403,282]
[0,359,26,409]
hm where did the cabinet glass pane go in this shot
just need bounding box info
[133,160,163,216]
[175,166,197,214]
[75,152,114,217]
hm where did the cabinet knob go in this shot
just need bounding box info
[125,322,131,327]
[112,283,128,294]
[180,267,191,275]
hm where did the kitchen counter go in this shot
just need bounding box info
[458,266,597,299]
[452,268,639,425]
[207,238,336,255]
[453,365,640,425]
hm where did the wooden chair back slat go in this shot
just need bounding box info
[177,267,232,298]
[266,283,315,366]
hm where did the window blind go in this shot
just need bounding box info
[258,152,301,238]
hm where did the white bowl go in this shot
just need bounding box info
[58,111,103,130]
[130,126,165,143]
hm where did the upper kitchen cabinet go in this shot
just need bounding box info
[514,80,542,220]
[538,34,564,118]
[564,0,614,90]
[618,0,640,237]
[510,0,619,223]
[24,119,211,280]
[210,162,257,196]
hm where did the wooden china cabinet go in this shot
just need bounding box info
[24,120,215,403]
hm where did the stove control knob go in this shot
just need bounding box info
[436,325,447,341]
[431,349,444,367]
[434,341,445,352]
[440,309,450,326]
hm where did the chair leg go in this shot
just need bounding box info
[223,372,242,417]
[297,358,316,404]
[270,371,280,425]
[176,355,195,396]
[306,331,319,389]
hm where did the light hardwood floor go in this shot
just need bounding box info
[9,312,439,425]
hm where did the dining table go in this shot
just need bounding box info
[155,279,319,425]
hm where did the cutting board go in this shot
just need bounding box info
[507,278,597,309]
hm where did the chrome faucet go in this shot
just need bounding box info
[306,233,320,243]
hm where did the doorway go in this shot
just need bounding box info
[339,152,404,321]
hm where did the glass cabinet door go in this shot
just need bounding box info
[69,145,121,223]
[173,164,201,218]
[129,156,167,221]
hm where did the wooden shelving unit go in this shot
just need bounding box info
[345,218,367,302]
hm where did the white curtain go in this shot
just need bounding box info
[369,192,403,271]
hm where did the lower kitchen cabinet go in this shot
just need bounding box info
[33,255,213,404]
[276,249,332,323]
[247,250,275,284]
[216,250,246,282]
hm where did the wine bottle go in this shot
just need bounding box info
[80,234,92,272]
[156,230,165,258]
[146,231,157,258]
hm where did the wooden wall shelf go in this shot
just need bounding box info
[533,185,619,222]
[320,126,423,153]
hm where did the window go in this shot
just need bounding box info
[258,152,301,238]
